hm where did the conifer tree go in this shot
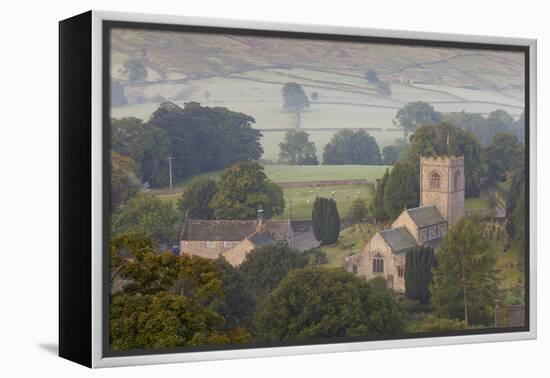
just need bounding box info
[312,197,340,245]
[405,246,436,304]
[370,169,390,222]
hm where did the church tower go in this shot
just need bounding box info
[420,155,465,227]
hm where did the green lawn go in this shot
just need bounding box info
[315,223,385,267]
[276,184,375,220]
[264,164,391,183]
[465,197,489,211]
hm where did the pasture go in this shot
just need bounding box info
[111,65,525,162]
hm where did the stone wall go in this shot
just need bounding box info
[344,233,406,293]
[180,240,239,260]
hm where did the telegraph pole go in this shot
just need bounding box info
[166,156,174,189]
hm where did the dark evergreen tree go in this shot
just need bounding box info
[370,168,390,222]
[405,246,436,304]
[312,197,340,245]
[383,161,419,220]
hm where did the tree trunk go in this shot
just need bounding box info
[461,255,469,326]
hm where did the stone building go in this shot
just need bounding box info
[344,155,465,292]
[180,215,319,266]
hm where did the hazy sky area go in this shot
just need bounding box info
[110,28,525,161]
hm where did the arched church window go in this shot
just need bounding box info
[372,252,384,273]
[430,171,441,189]
[454,169,462,190]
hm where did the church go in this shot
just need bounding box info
[343,155,465,292]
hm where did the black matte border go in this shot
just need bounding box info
[102,19,531,359]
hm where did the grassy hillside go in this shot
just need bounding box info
[110,30,525,162]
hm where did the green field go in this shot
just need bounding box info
[156,164,387,221]
[264,165,390,183]
[465,197,489,211]
[276,184,374,220]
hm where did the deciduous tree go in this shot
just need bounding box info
[393,101,442,137]
[253,267,404,341]
[431,216,499,326]
[178,178,218,220]
[279,130,318,165]
[323,129,382,165]
[210,162,284,220]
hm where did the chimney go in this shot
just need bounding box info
[256,206,264,230]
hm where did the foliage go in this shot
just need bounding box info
[110,151,140,212]
[212,258,256,330]
[109,234,253,350]
[408,123,485,196]
[111,193,180,246]
[119,59,148,83]
[393,101,442,137]
[148,102,262,182]
[485,132,522,184]
[383,161,419,219]
[239,244,309,300]
[281,82,310,113]
[177,178,218,220]
[382,145,399,165]
[111,117,171,187]
[312,197,341,245]
[405,246,436,304]
[443,109,524,146]
[279,129,319,165]
[310,91,319,101]
[111,81,128,107]
[253,267,405,341]
[376,80,392,96]
[370,169,390,222]
[323,129,382,165]
[349,198,369,224]
[506,160,526,244]
[408,316,468,333]
[432,216,499,326]
[365,69,379,85]
[210,162,285,220]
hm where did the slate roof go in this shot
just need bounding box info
[379,227,418,253]
[181,219,290,241]
[405,205,446,228]
[248,231,277,247]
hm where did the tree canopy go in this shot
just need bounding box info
[110,151,140,212]
[148,102,263,182]
[349,197,369,224]
[393,101,442,137]
[239,244,309,300]
[312,197,341,245]
[431,216,498,326]
[119,59,148,83]
[405,245,436,304]
[278,129,319,165]
[178,177,218,220]
[485,132,522,184]
[210,162,285,220]
[383,161,419,219]
[111,193,180,246]
[253,267,404,341]
[365,69,379,85]
[370,168,390,222]
[281,82,310,113]
[323,129,382,165]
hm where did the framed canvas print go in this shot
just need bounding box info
[59,10,537,368]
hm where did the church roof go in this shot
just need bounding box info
[248,231,277,247]
[379,227,418,253]
[406,205,446,228]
